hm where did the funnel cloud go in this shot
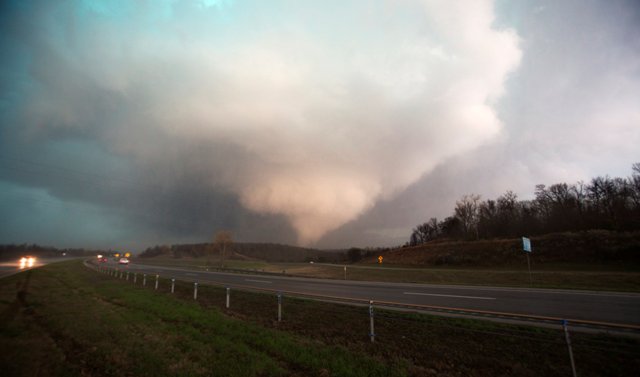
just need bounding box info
[2,1,635,250]
[1,0,520,245]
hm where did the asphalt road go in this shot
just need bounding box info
[0,257,74,279]
[101,260,640,328]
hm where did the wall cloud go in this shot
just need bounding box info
[5,0,521,245]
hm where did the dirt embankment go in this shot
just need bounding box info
[368,230,640,267]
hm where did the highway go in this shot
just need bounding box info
[0,257,74,279]
[100,260,640,329]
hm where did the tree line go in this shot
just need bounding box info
[0,244,98,260]
[408,163,640,245]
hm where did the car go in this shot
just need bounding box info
[118,258,130,265]
[19,256,36,269]
[99,257,108,263]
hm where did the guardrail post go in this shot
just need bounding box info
[143,274,147,287]
[562,320,577,377]
[277,292,282,322]
[171,278,175,293]
[369,300,375,343]
[193,282,198,300]
[133,273,137,284]
[344,266,347,280]
[155,274,159,290]
[226,287,230,309]
[126,272,129,281]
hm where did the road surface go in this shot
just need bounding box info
[100,260,640,329]
[0,257,76,279]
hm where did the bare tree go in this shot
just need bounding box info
[408,163,640,245]
[630,163,640,208]
[214,230,233,268]
[409,217,440,245]
[455,194,481,239]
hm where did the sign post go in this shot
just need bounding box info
[522,237,533,286]
[277,293,282,322]
[562,320,578,377]
[369,301,375,343]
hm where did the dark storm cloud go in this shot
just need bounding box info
[1,0,523,249]
[7,1,635,250]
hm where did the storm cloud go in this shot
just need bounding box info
[1,0,637,250]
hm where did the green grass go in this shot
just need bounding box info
[134,256,640,292]
[2,260,639,376]
[0,261,402,377]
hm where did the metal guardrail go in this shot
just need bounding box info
[84,260,640,333]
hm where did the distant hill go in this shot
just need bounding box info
[139,242,348,263]
[364,230,640,267]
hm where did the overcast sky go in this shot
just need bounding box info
[1,0,638,251]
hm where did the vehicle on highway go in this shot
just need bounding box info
[19,256,36,269]
[99,257,108,263]
[118,258,130,265]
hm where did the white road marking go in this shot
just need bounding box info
[404,292,496,300]
[185,273,198,276]
[245,279,272,284]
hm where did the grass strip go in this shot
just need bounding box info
[0,261,403,377]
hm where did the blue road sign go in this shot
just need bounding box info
[522,237,532,253]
